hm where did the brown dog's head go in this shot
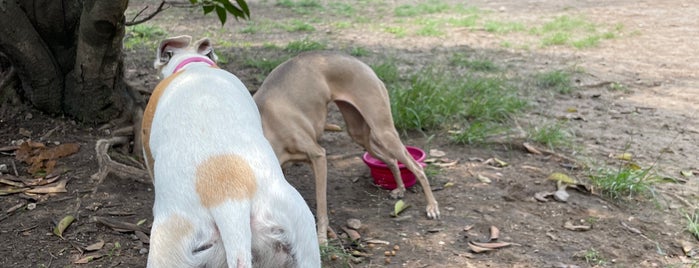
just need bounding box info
[154,35,218,78]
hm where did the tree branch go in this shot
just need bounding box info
[125,1,169,26]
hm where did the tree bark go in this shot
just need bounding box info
[0,1,65,114]
[64,0,130,123]
[0,0,131,123]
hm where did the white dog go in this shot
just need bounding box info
[141,35,320,268]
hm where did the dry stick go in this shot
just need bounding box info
[91,136,150,190]
[93,216,149,234]
[10,160,18,176]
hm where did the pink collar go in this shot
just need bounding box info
[173,57,216,73]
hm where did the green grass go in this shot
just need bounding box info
[124,24,167,49]
[320,243,351,267]
[388,69,526,142]
[416,19,445,37]
[685,210,699,240]
[282,19,316,32]
[583,248,606,266]
[450,53,499,72]
[284,38,327,53]
[384,25,408,38]
[277,0,322,14]
[532,15,622,48]
[484,20,526,33]
[371,60,400,84]
[589,165,658,200]
[528,121,572,149]
[329,2,356,17]
[348,46,370,57]
[244,56,288,74]
[448,15,479,28]
[535,70,573,94]
[394,0,450,17]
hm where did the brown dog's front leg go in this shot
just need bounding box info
[308,147,329,245]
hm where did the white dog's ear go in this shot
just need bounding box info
[154,35,192,69]
[193,37,218,63]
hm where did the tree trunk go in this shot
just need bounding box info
[64,0,130,123]
[0,0,131,123]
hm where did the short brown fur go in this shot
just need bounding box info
[195,154,257,208]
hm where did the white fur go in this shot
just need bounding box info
[145,36,320,268]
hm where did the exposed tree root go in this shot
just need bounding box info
[91,136,149,190]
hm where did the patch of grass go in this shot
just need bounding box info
[282,19,316,32]
[332,21,352,29]
[589,165,658,200]
[320,243,351,267]
[684,210,699,240]
[284,38,327,53]
[371,60,400,84]
[384,25,408,38]
[124,24,167,50]
[541,32,570,46]
[277,0,322,14]
[528,121,572,149]
[394,0,450,17]
[608,82,628,92]
[348,46,370,57]
[583,248,606,266]
[448,15,479,28]
[329,2,355,17]
[532,15,622,49]
[535,70,573,94]
[483,20,526,33]
[244,57,288,74]
[416,19,445,37]
[424,164,442,178]
[389,70,526,138]
[449,53,498,72]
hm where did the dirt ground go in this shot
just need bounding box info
[2,0,698,267]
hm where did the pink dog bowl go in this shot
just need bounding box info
[362,146,427,190]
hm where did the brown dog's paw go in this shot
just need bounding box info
[426,203,440,219]
[389,188,406,199]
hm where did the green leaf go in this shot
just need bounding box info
[54,215,75,239]
[221,0,245,21]
[390,200,411,217]
[203,5,215,14]
[215,5,227,25]
[235,0,251,18]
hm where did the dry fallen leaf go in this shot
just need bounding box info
[25,177,69,194]
[468,242,495,253]
[84,240,105,251]
[470,241,514,249]
[429,149,446,157]
[54,215,75,239]
[522,142,543,155]
[489,226,500,241]
[476,174,492,184]
[615,152,633,161]
[341,227,361,241]
[73,253,105,264]
[563,221,591,231]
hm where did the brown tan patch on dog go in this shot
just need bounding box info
[149,214,193,266]
[141,71,185,180]
[196,154,257,208]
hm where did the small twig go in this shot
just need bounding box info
[126,1,169,26]
[93,216,149,234]
[11,160,18,177]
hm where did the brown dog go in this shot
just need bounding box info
[253,51,440,243]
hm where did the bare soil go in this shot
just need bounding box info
[2,0,698,267]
